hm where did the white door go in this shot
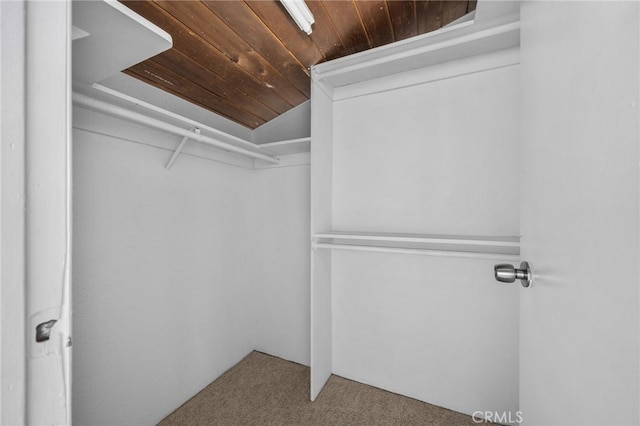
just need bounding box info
[519,2,639,425]
[24,1,73,424]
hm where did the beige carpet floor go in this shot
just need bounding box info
[159,351,479,426]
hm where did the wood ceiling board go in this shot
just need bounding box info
[73,0,172,84]
[150,49,279,122]
[443,1,471,26]
[155,0,309,102]
[118,0,476,129]
[245,1,326,66]
[353,1,395,48]
[305,1,352,60]
[468,0,478,13]
[416,0,444,34]
[88,78,256,143]
[318,1,371,54]
[387,1,418,41]
[125,60,267,128]
[203,0,313,83]
[415,1,471,34]
[121,0,294,117]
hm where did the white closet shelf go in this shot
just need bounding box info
[312,13,520,90]
[258,137,311,156]
[77,85,312,166]
[312,231,520,261]
[73,92,281,164]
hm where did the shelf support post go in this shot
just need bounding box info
[165,127,199,170]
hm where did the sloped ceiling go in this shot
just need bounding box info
[121,1,476,129]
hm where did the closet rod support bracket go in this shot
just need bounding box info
[165,127,200,170]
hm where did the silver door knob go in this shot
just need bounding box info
[494,261,532,288]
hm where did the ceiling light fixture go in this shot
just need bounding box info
[280,0,314,35]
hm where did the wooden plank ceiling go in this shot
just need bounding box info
[121,0,476,129]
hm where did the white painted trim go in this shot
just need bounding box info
[309,80,333,402]
[62,2,73,421]
[0,1,26,423]
[310,67,334,102]
[24,1,72,422]
[333,47,520,102]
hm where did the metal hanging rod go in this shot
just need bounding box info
[313,242,519,262]
[72,92,280,165]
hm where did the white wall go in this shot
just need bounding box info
[72,105,311,425]
[72,108,257,425]
[329,56,521,416]
[332,64,520,236]
[252,100,310,144]
[250,166,310,365]
[332,252,519,415]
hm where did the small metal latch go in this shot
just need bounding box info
[35,319,57,342]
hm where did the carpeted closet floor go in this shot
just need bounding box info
[158,351,478,425]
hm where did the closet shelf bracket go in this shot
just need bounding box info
[165,128,199,170]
